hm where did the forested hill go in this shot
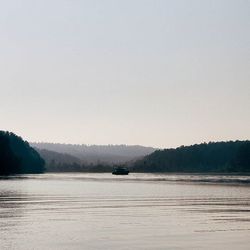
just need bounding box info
[132,141,250,173]
[0,131,45,175]
[31,142,156,164]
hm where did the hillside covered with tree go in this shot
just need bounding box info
[36,148,117,172]
[0,131,45,175]
[132,141,250,173]
[31,142,155,164]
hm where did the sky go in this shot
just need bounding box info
[0,0,249,148]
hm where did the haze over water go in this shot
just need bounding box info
[1,173,250,250]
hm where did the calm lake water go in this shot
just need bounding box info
[0,173,250,250]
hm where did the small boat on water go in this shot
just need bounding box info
[112,167,129,175]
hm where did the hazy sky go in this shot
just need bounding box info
[0,0,249,148]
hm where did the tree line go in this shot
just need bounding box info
[0,131,45,175]
[1,131,249,175]
[132,141,250,173]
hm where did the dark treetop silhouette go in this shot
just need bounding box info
[132,141,250,173]
[0,131,45,175]
[1,131,249,174]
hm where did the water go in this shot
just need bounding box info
[0,173,250,250]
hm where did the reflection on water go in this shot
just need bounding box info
[0,173,250,250]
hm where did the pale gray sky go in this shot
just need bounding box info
[0,0,249,148]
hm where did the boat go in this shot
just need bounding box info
[112,167,129,175]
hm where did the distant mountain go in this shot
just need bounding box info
[31,142,156,164]
[35,148,84,172]
[132,141,250,173]
[36,148,81,165]
[0,131,45,175]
